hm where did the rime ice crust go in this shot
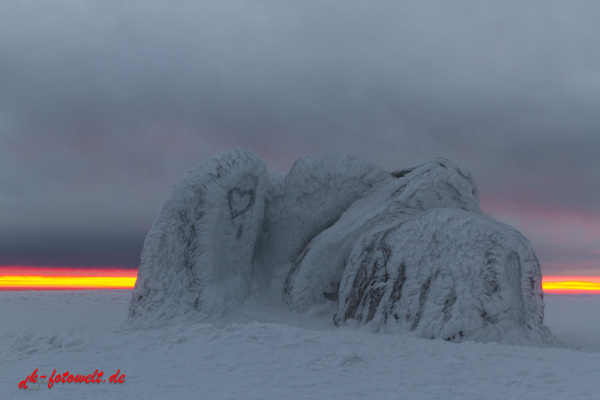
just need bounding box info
[334,208,553,344]
[254,154,392,268]
[283,159,483,311]
[129,149,553,345]
[129,148,267,322]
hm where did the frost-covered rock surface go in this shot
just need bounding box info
[283,159,482,311]
[129,148,553,345]
[129,148,267,323]
[334,208,552,344]
[254,154,391,270]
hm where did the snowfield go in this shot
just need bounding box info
[1,290,599,400]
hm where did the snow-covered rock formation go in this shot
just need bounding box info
[253,154,391,270]
[129,148,267,322]
[283,159,482,311]
[129,148,553,345]
[334,208,552,344]
[251,154,392,296]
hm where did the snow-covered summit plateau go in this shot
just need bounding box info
[129,148,553,345]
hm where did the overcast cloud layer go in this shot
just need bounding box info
[1,1,599,275]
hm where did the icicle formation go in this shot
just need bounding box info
[129,148,553,345]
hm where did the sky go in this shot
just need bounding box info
[0,1,599,277]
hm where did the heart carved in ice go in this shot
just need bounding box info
[228,188,255,219]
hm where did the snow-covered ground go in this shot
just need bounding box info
[1,290,599,400]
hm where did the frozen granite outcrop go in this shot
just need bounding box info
[283,159,482,311]
[254,154,392,268]
[334,208,552,344]
[129,148,267,321]
[129,149,553,345]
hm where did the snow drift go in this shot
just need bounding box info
[129,148,553,345]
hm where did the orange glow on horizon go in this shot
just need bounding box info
[542,281,600,292]
[0,266,137,290]
[542,276,600,293]
[0,275,136,290]
[0,266,599,293]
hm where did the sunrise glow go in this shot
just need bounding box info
[1,266,599,293]
[542,276,600,294]
[0,267,137,290]
[0,276,136,290]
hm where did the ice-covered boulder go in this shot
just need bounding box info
[334,208,553,345]
[253,154,392,283]
[283,159,482,311]
[128,148,553,346]
[129,148,267,322]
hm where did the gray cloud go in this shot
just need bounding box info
[1,1,599,273]
[0,228,143,268]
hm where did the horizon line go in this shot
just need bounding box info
[0,267,599,293]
